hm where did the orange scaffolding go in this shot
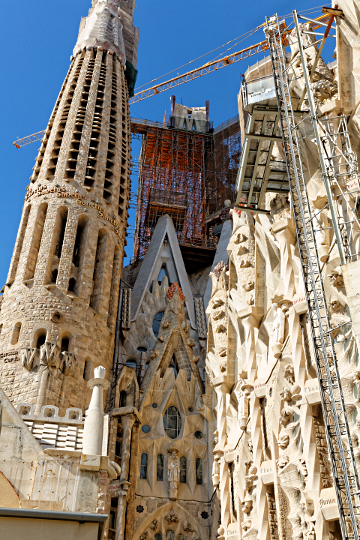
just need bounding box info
[131,114,241,272]
[132,121,214,267]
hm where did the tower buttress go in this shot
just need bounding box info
[0,0,138,413]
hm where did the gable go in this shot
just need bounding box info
[130,215,196,328]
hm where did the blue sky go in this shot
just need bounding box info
[0,0,331,285]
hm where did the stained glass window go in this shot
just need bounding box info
[180,456,187,483]
[140,453,148,479]
[164,406,182,439]
[157,454,164,481]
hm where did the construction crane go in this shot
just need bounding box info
[13,11,331,149]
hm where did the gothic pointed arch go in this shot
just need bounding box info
[132,502,204,540]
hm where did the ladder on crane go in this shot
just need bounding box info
[264,10,360,539]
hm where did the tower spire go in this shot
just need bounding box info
[73,0,126,62]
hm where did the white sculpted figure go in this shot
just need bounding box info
[234,378,252,430]
[167,449,180,500]
[272,303,286,358]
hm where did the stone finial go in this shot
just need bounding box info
[94,365,106,379]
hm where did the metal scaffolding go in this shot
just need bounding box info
[264,10,360,539]
[132,114,241,271]
[132,121,211,261]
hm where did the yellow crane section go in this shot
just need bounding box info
[13,11,331,149]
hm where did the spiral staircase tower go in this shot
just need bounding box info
[0,0,138,413]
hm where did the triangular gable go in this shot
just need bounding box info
[139,291,204,409]
[130,214,196,328]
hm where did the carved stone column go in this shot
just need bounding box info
[112,406,140,540]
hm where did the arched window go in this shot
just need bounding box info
[68,277,76,292]
[164,406,182,439]
[137,347,147,353]
[157,454,164,481]
[60,336,70,352]
[140,453,148,479]
[196,458,203,485]
[120,390,127,408]
[180,457,187,483]
[126,359,137,369]
[155,534,163,540]
[36,334,46,349]
[177,536,185,540]
[166,532,175,540]
[34,329,46,349]
[152,311,164,338]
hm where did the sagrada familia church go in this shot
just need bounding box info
[2,1,360,540]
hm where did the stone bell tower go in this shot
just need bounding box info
[0,0,138,413]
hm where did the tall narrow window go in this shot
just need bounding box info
[157,265,169,283]
[157,454,164,481]
[180,457,187,483]
[45,206,68,285]
[120,390,127,408]
[83,358,92,381]
[11,322,22,345]
[140,453,148,479]
[72,215,89,267]
[54,207,68,258]
[196,458,203,485]
[155,535,163,540]
[90,229,107,311]
[167,531,175,540]
[7,204,31,284]
[107,246,120,329]
[68,214,89,293]
[24,203,48,282]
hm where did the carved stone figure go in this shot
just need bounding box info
[234,378,252,430]
[165,509,179,524]
[167,449,180,500]
[276,455,289,469]
[284,364,295,385]
[328,266,344,288]
[183,522,194,533]
[271,303,286,358]
[149,520,158,531]
[242,499,253,514]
